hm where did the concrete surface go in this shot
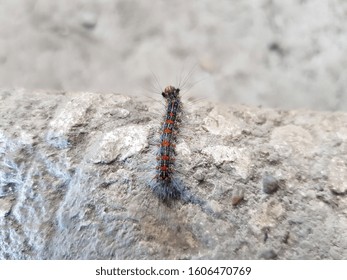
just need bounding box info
[1,89,347,259]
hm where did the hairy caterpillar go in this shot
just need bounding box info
[144,65,210,207]
[148,85,185,201]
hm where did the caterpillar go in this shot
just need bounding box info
[149,85,185,201]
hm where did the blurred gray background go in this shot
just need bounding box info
[1,0,347,111]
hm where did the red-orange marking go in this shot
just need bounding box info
[160,165,168,171]
[161,140,170,147]
[161,155,170,160]
[166,119,174,124]
[164,128,172,134]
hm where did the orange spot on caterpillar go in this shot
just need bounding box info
[164,128,172,133]
[160,165,168,171]
[155,155,173,162]
[161,140,170,147]
[166,119,174,124]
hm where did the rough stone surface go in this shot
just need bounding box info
[1,89,347,260]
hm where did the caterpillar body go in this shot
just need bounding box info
[149,85,184,201]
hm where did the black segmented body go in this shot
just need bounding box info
[151,85,183,200]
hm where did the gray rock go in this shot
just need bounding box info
[1,89,347,259]
[262,174,281,194]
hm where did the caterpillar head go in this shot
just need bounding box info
[162,85,180,100]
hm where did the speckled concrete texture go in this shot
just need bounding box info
[1,89,346,259]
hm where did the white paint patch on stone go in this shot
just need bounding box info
[90,125,148,163]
